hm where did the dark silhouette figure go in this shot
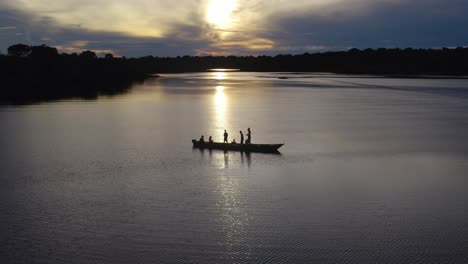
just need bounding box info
[223,130,228,143]
[232,139,236,144]
[209,136,213,143]
[199,135,205,143]
[246,128,251,144]
[240,131,244,144]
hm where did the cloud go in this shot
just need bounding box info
[0,0,202,37]
[255,0,468,51]
[0,0,467,56]
[0,7,209,56]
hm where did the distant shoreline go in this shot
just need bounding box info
[1,44,468,104]
[256,72,468,80]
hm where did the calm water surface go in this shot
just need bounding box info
[1,72,468,263]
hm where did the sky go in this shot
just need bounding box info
[0,0,467,57]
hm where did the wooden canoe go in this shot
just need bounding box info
[192,139,283,153]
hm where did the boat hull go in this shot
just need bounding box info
[192,140,283,153]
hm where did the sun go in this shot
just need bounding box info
[205,0,238,29]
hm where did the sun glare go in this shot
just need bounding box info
[213,71,226,80]
[206,0,238,29]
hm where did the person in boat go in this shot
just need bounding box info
[208,136,213,143]
[239,131,244,144]
[199,135,205,143]
[231,139,236,144]
[223,130,228,143]
[246,128,251,144]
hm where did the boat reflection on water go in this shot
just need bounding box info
[192,145,282,169]
[240,151,251,167]
[192,148,251,168]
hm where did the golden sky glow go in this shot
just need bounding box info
[206,0,238,29]
[2,0,462,56]
[2,0,323,52]
[0,1,396,40]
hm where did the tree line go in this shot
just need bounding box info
[0,44,148,104]
[138,47,468,74]
[1,44,468,104]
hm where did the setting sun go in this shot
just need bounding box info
[205,0,238,29]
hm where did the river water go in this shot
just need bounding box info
[1,72,468,263]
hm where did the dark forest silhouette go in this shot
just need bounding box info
[1,44,468,104]
[138,47,468,74]
[0,44,148,104]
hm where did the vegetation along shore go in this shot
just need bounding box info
[1,44,467,104]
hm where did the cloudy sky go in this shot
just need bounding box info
[0,0,467,56]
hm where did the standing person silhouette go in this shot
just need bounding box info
[240,131,244,144]
[246,128,251,144]
[223,130,228,143]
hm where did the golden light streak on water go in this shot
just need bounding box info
[214,85,227,132]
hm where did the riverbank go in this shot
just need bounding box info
[0,56,151,104]
[1,44,467,104]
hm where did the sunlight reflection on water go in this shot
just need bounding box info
[215,158,250,251]
[2,72,468,263]
[214,85,227,131]
[213,71,227,80]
